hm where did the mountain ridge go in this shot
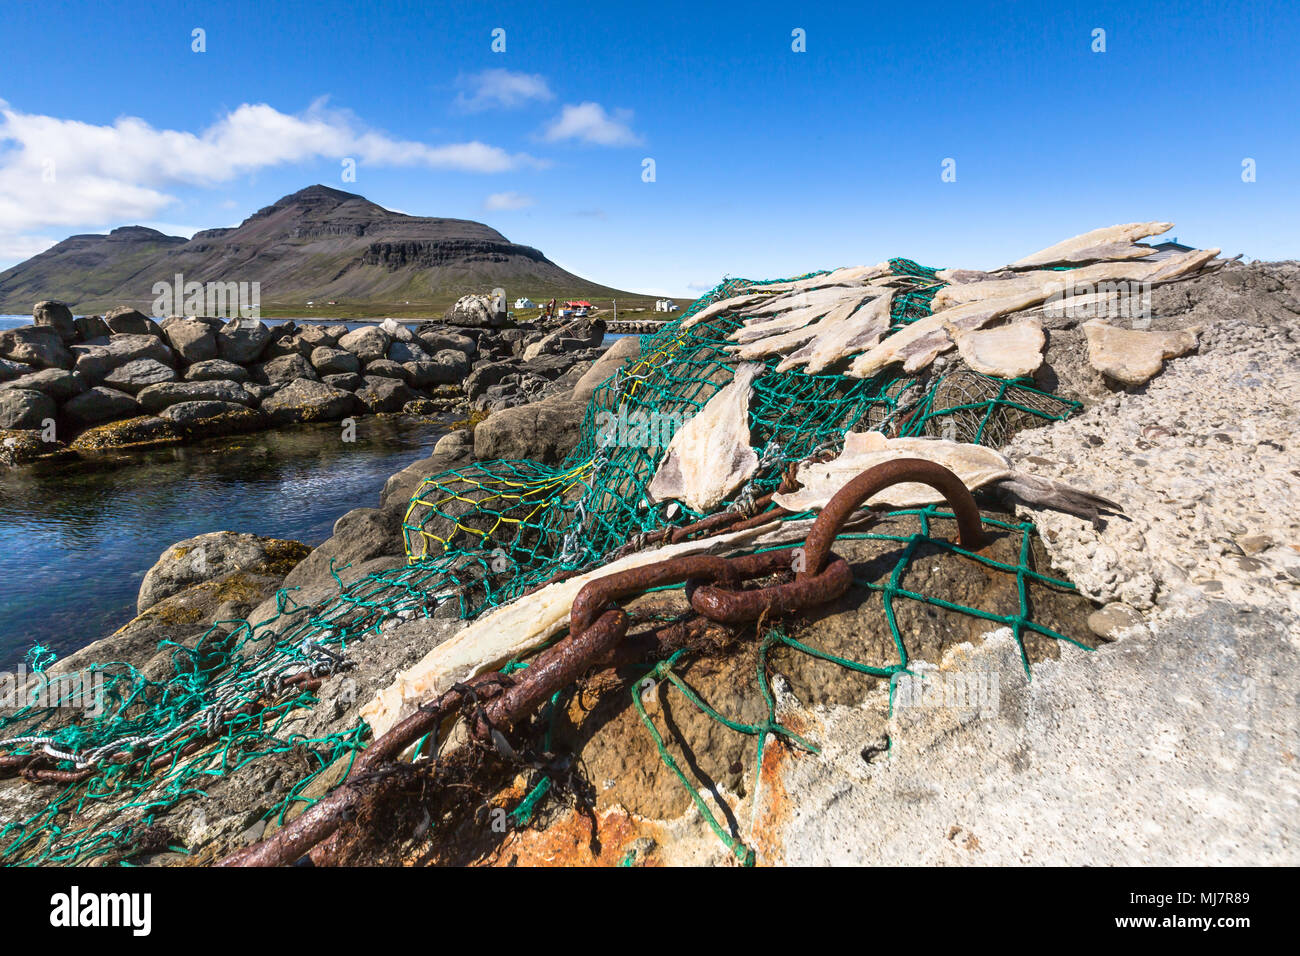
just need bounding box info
[0,185,656,315]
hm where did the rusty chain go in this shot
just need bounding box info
[219,457,982,866]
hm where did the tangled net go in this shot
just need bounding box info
[0,259,1084,866]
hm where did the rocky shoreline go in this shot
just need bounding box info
[0,294,610,466]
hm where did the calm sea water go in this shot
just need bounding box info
[0,416,454,669]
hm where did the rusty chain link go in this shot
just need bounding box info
[219,457,983,866]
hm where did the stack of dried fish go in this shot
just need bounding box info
[690,223,1221,381]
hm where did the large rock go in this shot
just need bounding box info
[262,332,313,360]
[255,353,318,385]
[298,324,342,350]
[571,335,641,402]
[104,307,165,338]
[322,373,364,391]
[0,358,34,383]
[472,392,587,464]
[68,415,182,452]
[102,358,177,394]
[379,317,415,342]
[310,346,360,376]
[521,317,606,361]
[355,375,419,413]
[0,368,87,402]
[260,378,360,424]
[33,301,76,343]
[159,400,266,437]
[415,328,477,357]
[136,531,311,615]
[338,326,391,364]
[161,317,218,363]
[136,380,254,413]
[404,349,471,388]
[280,507,406,591]
[387,340,430,364]
[72,334,175,382]
[363,359,406,380]
[445,293,503,328]
[0,389,56,430]
[244,383,282,403]
[185,359,250,383]
[62,386,140,425]
[74,315,110,342]
[217,319,272,363]
[0,325,73,370]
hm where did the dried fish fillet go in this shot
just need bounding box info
[1006,221,1173,269]
[772,432,1122,523]
[1083,320,1200,385]
[949,317,1045,379]
[755,262,890,293]
[932,248,1219,311]
[846,312,957,378]
[930,289,1050,332]
[647,362,763,511]
[774,432,1013,510]
[681,292,769,329]
[791,292,894,373]
[731,290,873,347]
[360,518,792,739]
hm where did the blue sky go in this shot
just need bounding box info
[0,0,1295,296]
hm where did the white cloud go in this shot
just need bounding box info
[456,70,554,111]
[0,98,542,244]
[542,102,643,147]
[484,191,535,211]
[0,234,57,263]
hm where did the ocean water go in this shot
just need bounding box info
[0,416,453,669]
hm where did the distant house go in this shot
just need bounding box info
[564,299,592,317]
[515,297,536,309]
[1144,238,1196,262]
[654,298,678,312]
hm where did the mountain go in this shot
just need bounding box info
[0,185,655,316]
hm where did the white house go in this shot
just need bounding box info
[515,297,537,309]
[655,298,678,312]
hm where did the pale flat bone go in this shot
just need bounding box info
[931,248,1219,311]
[773,432,1013,511]
[647,362,762,512]
[361,519,787,738]
[1006,222,1174,269]
[949,316,1045,379]
[791,292,895,374]
[1082,320,1200,385]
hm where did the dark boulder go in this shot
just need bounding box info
[33,301,77,343]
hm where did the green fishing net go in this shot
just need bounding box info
[0,258,1083,865]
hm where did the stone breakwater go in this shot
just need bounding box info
[0,299,608,466]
